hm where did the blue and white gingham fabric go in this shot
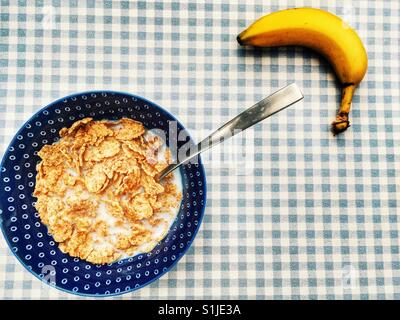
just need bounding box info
[1,0,400,299]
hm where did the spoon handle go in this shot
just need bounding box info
[158,83,304,180]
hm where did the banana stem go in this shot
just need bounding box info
[331,84,356,135]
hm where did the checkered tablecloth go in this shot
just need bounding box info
[1,0,399,299]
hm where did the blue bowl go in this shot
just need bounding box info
[0,91,207,296]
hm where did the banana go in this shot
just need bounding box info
[237,8,368,134]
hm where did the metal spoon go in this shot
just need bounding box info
[158,83,304,180]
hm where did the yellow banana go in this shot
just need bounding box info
[237,7,368,134]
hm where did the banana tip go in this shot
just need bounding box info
[236,34,244,46]
[331,119,350,135]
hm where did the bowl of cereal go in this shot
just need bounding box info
[0,91,206,296]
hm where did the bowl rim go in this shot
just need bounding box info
[0,89,207,297]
